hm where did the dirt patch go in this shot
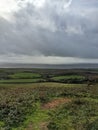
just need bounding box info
[25,122,34,130]
[43,98,71,109]
[39,122,48,130]
[25,122,48,130]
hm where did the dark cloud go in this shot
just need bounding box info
[0,0,98,63]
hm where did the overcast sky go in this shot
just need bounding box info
[0,0,98,64]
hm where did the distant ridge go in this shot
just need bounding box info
[0,63,98,69]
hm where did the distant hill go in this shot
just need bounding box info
[0,63,98,69]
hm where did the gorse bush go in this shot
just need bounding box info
[0,84,67,130]
[0,87,37,130]
[0,82,98,130]
[48,99,98,130]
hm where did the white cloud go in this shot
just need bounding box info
[0,0,19,19]
[65,26,83,35]
[64,0,73,9]
[32,0,45,8]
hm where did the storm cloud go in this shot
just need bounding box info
[0,0,98,63]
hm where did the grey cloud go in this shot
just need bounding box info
[0,0,98,61]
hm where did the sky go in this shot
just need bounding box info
[0,0,98,64]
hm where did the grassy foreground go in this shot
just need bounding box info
[0,82,98,130]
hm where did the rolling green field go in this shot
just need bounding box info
[51,75,85,81]
[0,69,98,130]
[9,73,41,79]
[0,79,44,83]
